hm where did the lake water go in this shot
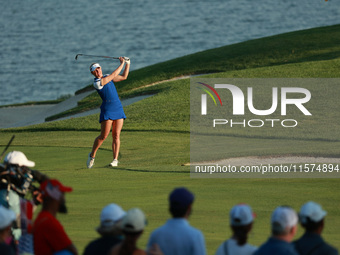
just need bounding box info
[1,0,339,105]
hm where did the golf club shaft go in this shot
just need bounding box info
[75,54,119,60]
[0,135,15,161]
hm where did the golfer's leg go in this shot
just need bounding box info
[112,119,124,160]
[91,120,112,158]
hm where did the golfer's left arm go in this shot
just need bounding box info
[113,58,130,82]
[100,57,125,86]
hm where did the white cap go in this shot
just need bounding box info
[230,204,255,226]
[271,206,298,231]
[4,151,35,167]
[0,206,16,229]
[90,63,101,72]
[98,203,126,231]
[121,208,146,233]
[299,201,327,224]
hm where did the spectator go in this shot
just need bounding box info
[33,179,77,255]
[0,205,16,255]
[1,150,48,254]
[254,206,299,255]
[293,201,338,255]
[83,203,126,255]
[1,151,35,242]
[110,208,147,255]
[147,187,206,255]
[215,204,257,255]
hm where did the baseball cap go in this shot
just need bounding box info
[97,203,126,233]
[121,208,146,233]
[169,187,194,209]
[230,204,255,226]
[271,206,298,231]
[299,201,327,224]
[40,179,73,201]
[4,151,35,167]
[0,206,16,229]
[90,63,101,72]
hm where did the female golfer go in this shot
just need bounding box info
[87,57,130,168]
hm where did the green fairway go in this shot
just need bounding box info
[1,24,340,254]
[1,134,339,254]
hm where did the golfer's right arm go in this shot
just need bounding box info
[101,57,125,86]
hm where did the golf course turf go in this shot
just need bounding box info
[1,24,339,254]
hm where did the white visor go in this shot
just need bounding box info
[90,63,101,72]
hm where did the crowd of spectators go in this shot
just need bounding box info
[0,151,338,255]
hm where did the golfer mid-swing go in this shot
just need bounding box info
[87,57,130,168]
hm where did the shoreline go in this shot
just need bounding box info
[0,92,152,129]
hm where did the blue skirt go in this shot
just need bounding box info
[99,100,126,123]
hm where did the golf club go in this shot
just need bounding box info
[0,135,15,161]
[75,54,120,60]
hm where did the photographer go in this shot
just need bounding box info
[0,151,48,254]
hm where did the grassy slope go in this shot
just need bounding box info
[50,24,340,118]
[1,25,340,254]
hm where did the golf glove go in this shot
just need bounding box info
[123,57,130,65]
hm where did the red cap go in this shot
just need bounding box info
[40,179,72,200]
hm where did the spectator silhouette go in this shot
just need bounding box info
[110,208,147,255]
[215,204,257,255]
[83,203,126,255]
[33,179,77,255]
[147,187,206,255]
[254,206,299,255]
[0,206,16,255]
[293,201,338,255]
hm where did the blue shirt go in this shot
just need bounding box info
[293,232,338,255]
[254,237,299,255]
[147,218,206,255]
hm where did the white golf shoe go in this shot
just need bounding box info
[87,153,95,169]
[110,159,118,167]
